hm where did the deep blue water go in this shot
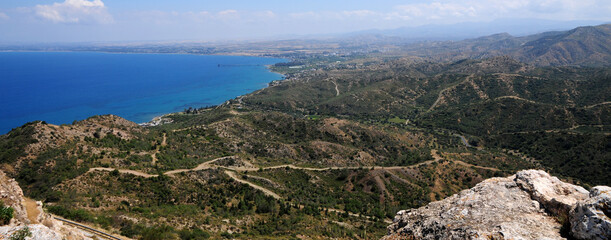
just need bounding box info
[0,52,285,134]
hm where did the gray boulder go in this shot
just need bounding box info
[570,186,611,240]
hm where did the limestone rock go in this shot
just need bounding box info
[384,172,564,240]
[0,170,29,224]
[383,170,610,240]
[515,170,589,216]
[570,186,611,239]
[0,170,92,240]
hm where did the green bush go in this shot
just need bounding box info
[179,228,210,240]
[46,205,94,223]
[0,201,14,225]
[10,226,32,240]
[140,225,176,240]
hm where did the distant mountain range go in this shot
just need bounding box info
[348,19,608,41]
[2,22,609,67]
[402,24,611,66]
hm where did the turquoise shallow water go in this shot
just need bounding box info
[0,52,285,134]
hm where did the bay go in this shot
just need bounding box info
[0,52,285,134]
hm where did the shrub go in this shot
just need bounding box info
[140,225,176,240]
[46,205,94,223]
[179,228,210,240]
[10,226,32,240]
[0,201,14,225]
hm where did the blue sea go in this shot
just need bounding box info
[0,52,285,134]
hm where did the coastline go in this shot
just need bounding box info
[0,49,288,58]
[138,61,289,127]
[0,52,289,134]
[0,49,286,58]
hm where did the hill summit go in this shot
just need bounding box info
[383,170,611,240]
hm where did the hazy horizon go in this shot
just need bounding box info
[1,0,610,43]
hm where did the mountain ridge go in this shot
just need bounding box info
[401,24,611,66]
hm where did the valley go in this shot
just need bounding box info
[0,24,609,239]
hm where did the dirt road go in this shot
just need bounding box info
[224,170,281,199]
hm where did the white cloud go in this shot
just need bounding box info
[183,11,210,22]
[218,9,238,16]
[254,10,276,18]
[341,10,377,18]
[0,12,9,20]
[393,2,479,21]
[35,0,113,24]
[130,10,180,25]
[289,11,318,19]
[215,9,240,21]
[389,0,610,23]
[29,1,603,42]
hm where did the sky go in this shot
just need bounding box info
[0,0,610,42]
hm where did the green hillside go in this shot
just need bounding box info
[1,24,609,239]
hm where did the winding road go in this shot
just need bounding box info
[332,80,340,96]
[224,170,281,199]
[494,95,538,104]
[87,150,498,179]
[84,149,500,225]
[428,74,473,111]
[454,134,472,148]
[584,101,611,109]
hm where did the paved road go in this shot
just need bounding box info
[53,215,124,240]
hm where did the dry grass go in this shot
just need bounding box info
[24,198,40,224]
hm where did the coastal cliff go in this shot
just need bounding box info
[383,170,610,240]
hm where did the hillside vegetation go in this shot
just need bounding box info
[0,109,524,239]
[402,24,611,66]
[0,24,609,239]
[246,56,610,186]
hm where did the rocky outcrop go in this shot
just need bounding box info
[0,170,29,225]
[570,186,611,239]
[0,170,92,240]
[514,170,589,217]
[384,170,610,240]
